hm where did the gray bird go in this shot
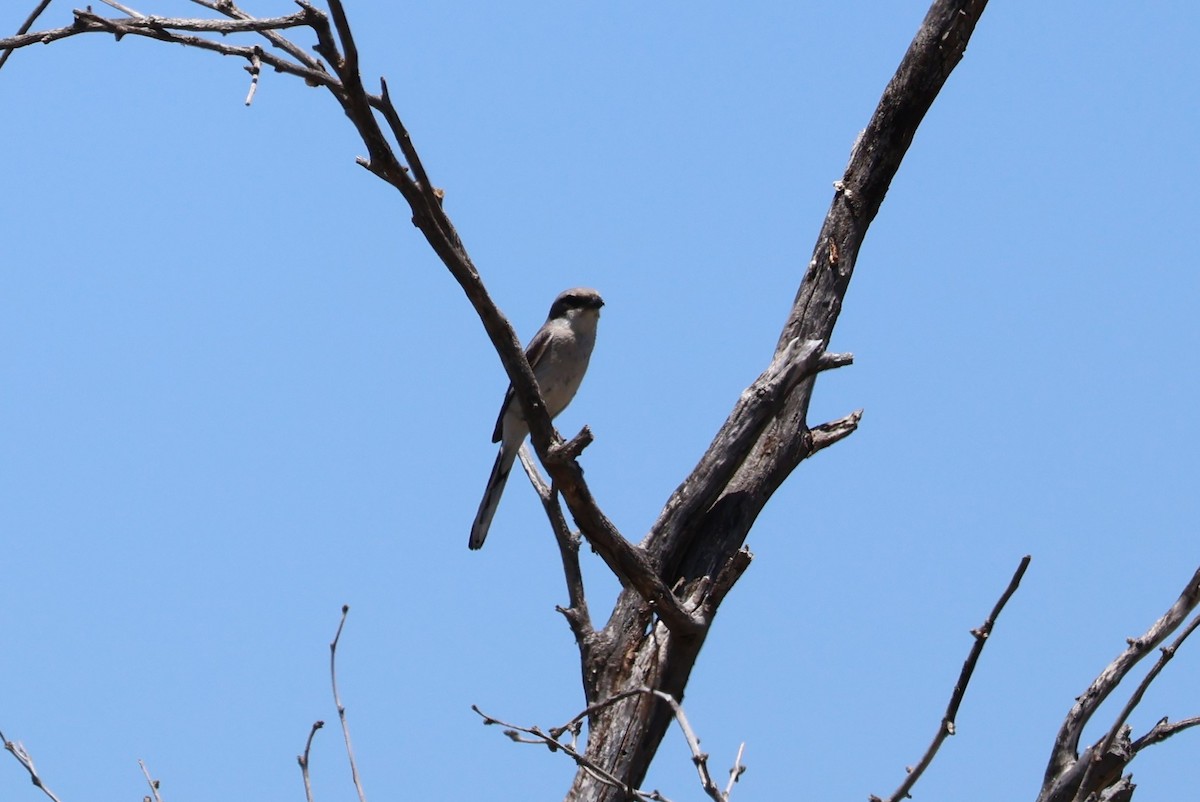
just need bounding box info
[469,287,604,550]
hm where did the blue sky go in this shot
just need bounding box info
[3,2,1198,800]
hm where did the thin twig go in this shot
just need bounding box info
[330,604,367,802]
[243,49,261,106]
[1098,614,1200,757]
[872,555,1031,802]
[0,0,54,72]
[0,10,332,88]
[648,689,731,802]
[138,758,164,802]
[0,728,63,802]
[476,687,746,802]
[473,703,671,802]
[297,719,325,802]
[320,0,388,169]
[548,688,651,739]
[98,0,145,18]
[724,742,746,799]
[374,78,440,209]
[518,444,592,639]
[1132,715,1200,752]
[188,0,326,74]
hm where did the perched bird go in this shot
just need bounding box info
[469,287,604,550]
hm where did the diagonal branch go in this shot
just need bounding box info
[189,0,327,74]
[2,1,625,596]
[646,339,851,551]
[473,702,668,802]
[0,727,62,802]
[296,719,325,802]
[1037,564,1200,802]
[646,0,992,582]
[518,444,592,641]
[329,605,367,802]
[474,688,746,802]
[1131,715,1200,753]
[0,0,52,72]
[0,8,334,87]
[547,447,705,637]
[138,759,165,802]
[1067,613,1200,802]
[872,555,1031,802]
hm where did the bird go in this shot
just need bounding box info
[469,287,604,550]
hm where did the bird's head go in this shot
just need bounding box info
[548,287,604,321]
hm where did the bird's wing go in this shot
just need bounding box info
[491,326,553,443]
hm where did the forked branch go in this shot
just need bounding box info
[0,728,62,802]
[474,688,746,802]
[1,0,630,605]
[1038,565,1200,802]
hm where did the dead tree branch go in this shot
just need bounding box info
[1078,614,1200,792]
[872,555,1031,802]
[1131,715,1200,753]
[138,759,164,802]
[1037,565,1200,802]
[329,604,368,802]
[296,720,325,802]
[0,2,621,588]
[518,445,592,641]
[0,728,62,802]
[474,688,746,802]
[0,0,51,71]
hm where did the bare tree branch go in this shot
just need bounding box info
[648,689,743,802]
[723,742,747,800]
[97,0,145,18]
[808,409,863,455]
[296,719,325,802]
[536,340,850,637]
[330,605,368,802]
[1063,613,1200,802]
[0,8,333,86]
[473,702,670,802]
[189,0,326,74]
[644,0,991,574]
[518,444,592,641]
[243,49,261,105]
[0,0,52,72]
[474,688,746,802]
[0,728,62,802]
[1038,565,1200,802]
[0,0,637,633]
[138,758,164,802]
[872,555,1031,802]
[648,340,850,550]
[1131,715,1200,753]
[1078,614,1200,789]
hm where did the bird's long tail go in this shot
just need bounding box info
[468,443,518,550]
